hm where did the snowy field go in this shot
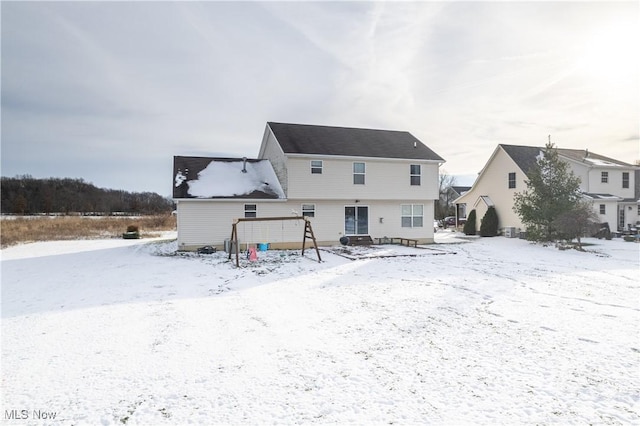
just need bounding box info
[1,231,638,425]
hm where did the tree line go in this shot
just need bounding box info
[1,175,174,215]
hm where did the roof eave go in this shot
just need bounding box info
[283,152,444,163]
[174,197,288,202]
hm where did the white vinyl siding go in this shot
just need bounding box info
[284,157,440,200]
[585,168,635,199]
[176,199,436,250]
[258,128,288,196]
[454,147,529,230]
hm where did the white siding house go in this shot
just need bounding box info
[174,122,445,250]
[455,144,639,235]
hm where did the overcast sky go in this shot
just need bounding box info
[2,1,638,197]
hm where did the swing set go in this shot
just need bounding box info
[228,216,322,267]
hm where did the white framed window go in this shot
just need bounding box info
[302,204,315,217]
[622,172,629,188]
[401,204,424,228]
[353,162,365,185]
[508,172,516,189]
[599,204,606,215]
[601,171,608,183]
[311,160,323,174]
[410,165,421,186]
[244,204,257,218]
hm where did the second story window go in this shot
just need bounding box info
[508,172,516,189]
[599,204,606,215]
[601,171,608,183]
[622,172,629,188]
[244,204,257,218]
[311,160,323,174]
[353,162,365,185]
[410,165,421,186]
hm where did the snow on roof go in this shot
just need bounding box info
[582,193,622,201]
[173,157,285,199]
[583,158,625,167]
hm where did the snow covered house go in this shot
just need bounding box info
[173,122,445,251]
[454,144,639,235]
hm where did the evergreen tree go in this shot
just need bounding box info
[480,206,498,237]
[513,141,582,241]
[463,209,477,235]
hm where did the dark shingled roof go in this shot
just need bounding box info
[500,144,543,176]
[268,122,444,161]
[501,144,635,178]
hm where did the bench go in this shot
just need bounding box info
[375,237,418,247]
[347,235,374,246]
[398,238,418,247]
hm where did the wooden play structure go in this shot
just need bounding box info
[228,216,322,267]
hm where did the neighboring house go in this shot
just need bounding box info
[173,122,445,250]
[446,186,472,220]
[454,144,639,235]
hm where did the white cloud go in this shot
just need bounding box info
[1,1,638,195]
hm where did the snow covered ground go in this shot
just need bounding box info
[1,231,638,425]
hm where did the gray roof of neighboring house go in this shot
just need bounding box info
[268,122,445,161]
[500,144,635,177]
[173,156,285,199]
[583,193,623,200]
[450,186,472,196]
[500,145,544,176]
[556,148,634,167]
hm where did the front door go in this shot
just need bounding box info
[345,206,368,235]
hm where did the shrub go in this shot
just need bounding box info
[463,210,477,235]
[552,200,599,250]
[480,206,499,237]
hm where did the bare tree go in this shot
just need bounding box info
[552,200,599,250]
[437,170,457,219]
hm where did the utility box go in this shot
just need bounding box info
[224,239,238,253]
[504,227,517,238]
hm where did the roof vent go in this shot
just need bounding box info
[241,157,247,173]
